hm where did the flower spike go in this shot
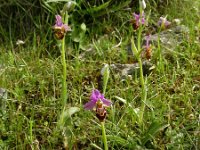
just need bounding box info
[53,15,71,40]
[84,89,112,122]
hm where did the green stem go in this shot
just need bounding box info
[61,36,67,106]
[157,31,164,73]
[138,26,147,126]
[131,27,147,127]
[138,54,146,127]
[60,12,69,107]
[101,122,108,150]
[137,27,142,53]
[29,120,33,143]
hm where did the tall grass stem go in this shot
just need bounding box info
[101,121,108,150]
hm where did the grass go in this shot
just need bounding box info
[0,0,200,149]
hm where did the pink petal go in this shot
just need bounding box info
[84,100,96,110]
[102,98,112,106]
[62,24,71,32]
[133,13,140,21]
[90,89,100,101]
[146,35,150,47]
[90,91,97,101]
[165,21,171,27]
[141,18,145,24]
[55,15,63,26]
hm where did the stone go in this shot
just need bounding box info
[110,61,154,79]
[0,88,7,115]
[148,25,189,49]
[0,88,7,99]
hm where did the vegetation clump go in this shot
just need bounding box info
[0,0,199,149]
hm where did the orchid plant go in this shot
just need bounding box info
[84,63,111,149]
[131,12,146,30]
[53,15,71,40]
[158,16,171,29]
[53,14,71,107]
[53,10,74,149]
[130,0,149,127]
[84,89,111,150]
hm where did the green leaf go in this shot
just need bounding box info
[107,135,137,148]
[80,23,86,32]
[90,143,103,150]
[64,107,80,117]
[142,121,170,145]
[107,135,127,145]
[115,96,127,104]
[45,0,70,3]
[57,107,80,129]
[86,1,111,14]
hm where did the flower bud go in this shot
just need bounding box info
[140,0,146,10]
[80,23,86,32]
[101,64,110,94]
[64,1,76,13]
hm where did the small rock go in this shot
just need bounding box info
[0,88,8,115]
[172,19,182,25]
[110,61,154,79]
[0,88,7,99]
[149,25,189,49]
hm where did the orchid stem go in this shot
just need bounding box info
[138,27,146,126]
[61,36,67,107]
[101,121,108,150]
[61,12,69,107]
[157,30,164,74]
[131,27,147,127]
